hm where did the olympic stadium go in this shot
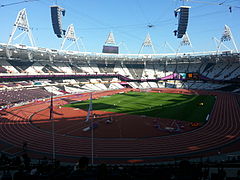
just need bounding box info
[0,0,240,170]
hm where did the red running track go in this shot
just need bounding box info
[0,88,240,164]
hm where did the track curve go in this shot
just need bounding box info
[0,89,240,164]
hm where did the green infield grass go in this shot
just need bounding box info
[64,91,215,122]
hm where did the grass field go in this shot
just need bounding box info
[64,92,216,122]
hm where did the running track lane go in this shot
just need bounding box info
[0,89,240,164]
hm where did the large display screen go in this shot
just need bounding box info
[179,73,187,79]
[102,45,119,54]
[186,73,200,80]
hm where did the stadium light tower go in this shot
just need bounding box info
[102,32,119,54]
[213,37,232,52]
[176,32,194,55]
[7,8,35,47]
[60,24,85,52]
[105,31,116,45]
[217,25,238,53]
[139,32,156,54]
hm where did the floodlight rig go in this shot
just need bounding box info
[60,24,85,51]
[213,37,232,52]
[105,31,116,45]
[176,32,194,56]
[7,8,35,47]
[139,32,156,54]
[217,25,238,53]
[102,31,119,54]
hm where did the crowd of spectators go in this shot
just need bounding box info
[0,88,52,106]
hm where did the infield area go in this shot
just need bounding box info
[64,91,215,123]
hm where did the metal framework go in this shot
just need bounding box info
[60,24,85,51]
[105,31,116,45]
[7,8,35,47]
[217,25,238,53]
[139,33,156,54]
[176,33,194,55]
[213,37,231,52]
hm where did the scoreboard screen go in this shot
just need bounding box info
[179,73,187,79]
[102,45,119,54]
[186,73,200,80]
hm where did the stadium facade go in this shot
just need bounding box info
[0,42,240,94]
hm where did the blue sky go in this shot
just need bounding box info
[0,0,239,54]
